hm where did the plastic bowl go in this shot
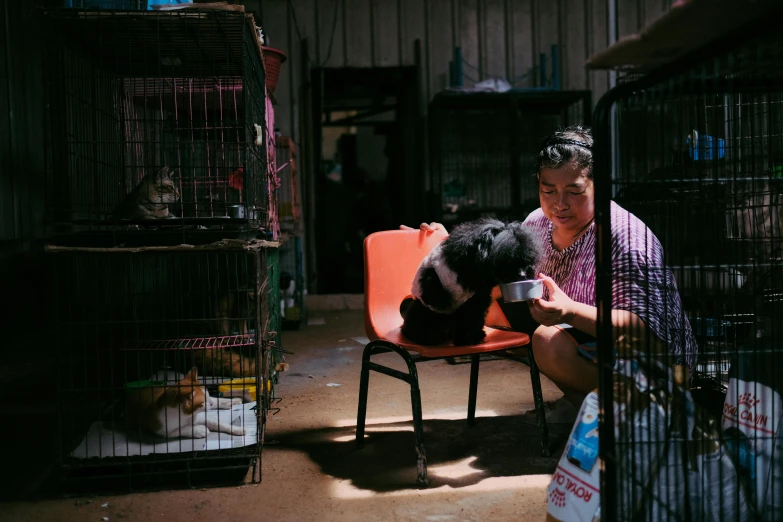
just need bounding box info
[218,377,257,396]
[500,279,544,303]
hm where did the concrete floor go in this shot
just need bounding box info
[3,309,576,522]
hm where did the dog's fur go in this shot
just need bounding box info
[401,218,543,345]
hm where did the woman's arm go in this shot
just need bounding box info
[563,301,647,338]
[529,274,660,349]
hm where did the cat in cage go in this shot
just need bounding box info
[114,166,181,220]
[125,366,245,439]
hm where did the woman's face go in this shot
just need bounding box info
[538,162,595,235]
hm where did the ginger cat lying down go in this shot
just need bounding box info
[125,367,246,438]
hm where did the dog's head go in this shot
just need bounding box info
[441,218,542,288]
[488,221,543,284]
[441,218,506,283]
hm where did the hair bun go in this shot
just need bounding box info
[552,138,592,149]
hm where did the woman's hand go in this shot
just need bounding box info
[399,222,448,233]
[528,274,577,326]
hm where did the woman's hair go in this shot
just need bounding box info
[535,125,594,179]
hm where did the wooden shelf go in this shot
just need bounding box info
[587,0,781,72]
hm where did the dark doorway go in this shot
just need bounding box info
[309,67,424,294]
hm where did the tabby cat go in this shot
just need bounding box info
[125,367,245,438]
[114,166,180,220]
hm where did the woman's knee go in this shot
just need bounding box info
[531,325,569,369]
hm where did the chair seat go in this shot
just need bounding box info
[369,325,530,359]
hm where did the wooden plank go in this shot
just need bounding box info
[20,4,46,241]
[285,0,302,143]
[617,0,641,39]
[534,0,559,88]
[344,0,373,66]
[317,0,344,67]
[643,0,667,28]
[263,1,293,137]
[511,0,534,88]
[427,0,454,98]
[399,0,426,66]
[290,0,318,65]
[289,0,318,147]
[483,0,507,83]
[0,2,13,240]
[459,0,480,85]
[372,0,400,66]
[560,0,587,91]
[588,0,609,106]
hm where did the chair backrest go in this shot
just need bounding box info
[363,229,448,340]
[363,229,513,340]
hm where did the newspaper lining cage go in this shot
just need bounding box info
[41,8,271,247]
[587,14,783,522]
[47,245,274,490]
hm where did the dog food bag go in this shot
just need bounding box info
[548,356,752,522]
[545,391,601,522]
[722,344,783,521]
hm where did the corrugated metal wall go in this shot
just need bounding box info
[247,0,674,142]
[0,0,674,243]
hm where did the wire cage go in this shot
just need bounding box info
[591,15,783,522]
[272,135,305,329]
[275,136,302,235]
[41,9,272,247]
[278,236,306,330]
[428,90,591,227]
[264,246,287,398]
[46,244,275,491]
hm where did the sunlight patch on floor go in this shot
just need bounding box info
[332,409,501,428]
[428,456,483,480]
[330,473,552,499]
[332,425,415,442]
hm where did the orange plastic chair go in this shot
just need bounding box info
[356,228,551,486]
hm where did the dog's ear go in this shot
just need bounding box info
[489,222,544,283]
[473,219,506,261]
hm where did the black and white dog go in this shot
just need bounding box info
[401,218,543,346]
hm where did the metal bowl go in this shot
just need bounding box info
[227,205,259,220]
[500,279,544,303]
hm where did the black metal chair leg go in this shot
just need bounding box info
[410,383,428,486]
[467,354,480,426]
[527,347,551,457]
[355,349,373,448]
[355,341,429,485]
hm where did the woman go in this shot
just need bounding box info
[406,126,697,407]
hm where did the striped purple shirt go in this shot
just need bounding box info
[523,201,697,368]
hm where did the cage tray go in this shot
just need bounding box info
[70,401,259,459]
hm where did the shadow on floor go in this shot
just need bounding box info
[272,414,571,492]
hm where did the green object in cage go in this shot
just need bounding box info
[285,306,301,321]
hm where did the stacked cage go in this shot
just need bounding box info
[48,245,273,490]
[43,8,272,247]
[275,136,306,329]
[428,90,591,227]
[41,8,279,491]
[592,16,783,522]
